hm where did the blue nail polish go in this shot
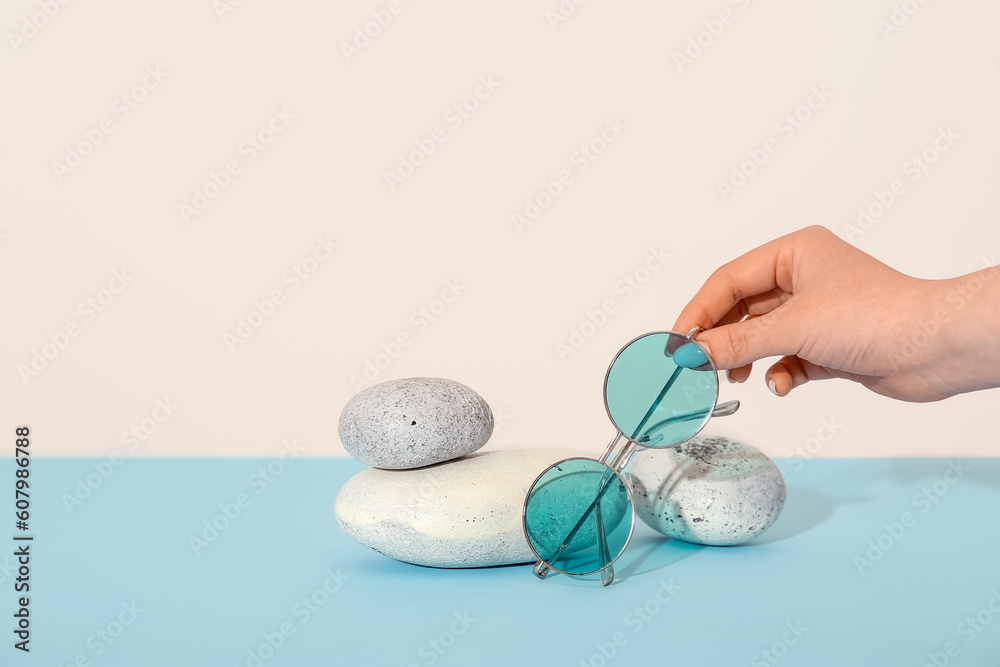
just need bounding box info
[673,342,708,369]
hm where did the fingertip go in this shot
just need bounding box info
[766,363,791,397]
[726,363,753,384]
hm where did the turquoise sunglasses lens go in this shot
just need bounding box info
[604,332,718,447]
[523,458,633,576]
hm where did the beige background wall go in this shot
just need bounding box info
[3,0,998,459]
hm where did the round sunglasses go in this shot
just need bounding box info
[521,328,740,586]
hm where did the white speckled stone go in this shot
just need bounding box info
[335,449,583,567]
[630,435,785,546]
[339,378,494,470]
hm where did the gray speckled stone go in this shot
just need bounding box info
[630,435,785,546]
[338,378,493,470]
[335,449,583,567]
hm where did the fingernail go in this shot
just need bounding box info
[725,370,736,384]
[768,379,779,396]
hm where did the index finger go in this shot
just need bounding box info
[672,232,794,334]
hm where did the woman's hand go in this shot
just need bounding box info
[673,225,1000,402]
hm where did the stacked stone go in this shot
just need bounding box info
[335,378,577,567]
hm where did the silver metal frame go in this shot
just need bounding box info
[601,329,723,451]
[520,455,637,582]
[522,327,739,586]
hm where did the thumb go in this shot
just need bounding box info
[694,312,788,370]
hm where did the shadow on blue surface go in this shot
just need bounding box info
[750,486,834,545]
[339,523,704,587]
[613,532,704,580]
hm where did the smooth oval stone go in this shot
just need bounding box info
[339,377,493,469]
[335,449,583,567]
[630,435,785,546]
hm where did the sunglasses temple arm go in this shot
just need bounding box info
[543,467,621,567]
[624,366,737,445]
[637,400,741,444]
[595,504,614,586]
[627,366,684,442]
[713,399,740,417]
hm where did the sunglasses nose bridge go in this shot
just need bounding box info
[595,504,615,587]
[609,439,640,472]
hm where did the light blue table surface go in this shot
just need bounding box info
[3,457,999,667]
